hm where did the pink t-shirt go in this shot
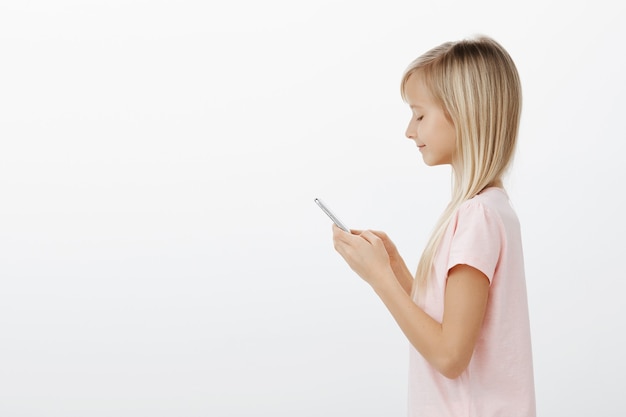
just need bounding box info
[408,188,536,417]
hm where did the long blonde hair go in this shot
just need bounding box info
[401,36,522,295]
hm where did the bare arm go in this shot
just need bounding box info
[374,264,489,378]
[390,256,414,295]
[333,226,489,379]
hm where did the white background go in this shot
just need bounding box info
[1,1,625,416]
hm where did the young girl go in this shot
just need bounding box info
[332,36,536,416]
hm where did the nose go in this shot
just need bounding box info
[405,119,416,140]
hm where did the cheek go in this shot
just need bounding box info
[422,122,438,141]
[436,119,456,144]
[446,125,457,147]
[416,120,428,137]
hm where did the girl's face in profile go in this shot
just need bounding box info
[404,74,456,167]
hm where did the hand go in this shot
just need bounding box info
[350,229,410,282]
[332,225,395,289]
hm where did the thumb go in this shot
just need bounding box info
[359,230,381,245]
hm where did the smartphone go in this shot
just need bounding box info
[314,198,350,232]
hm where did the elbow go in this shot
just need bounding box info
[439,363,466,380]
[436,352,470,380]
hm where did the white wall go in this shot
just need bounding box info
[1,1,624,416]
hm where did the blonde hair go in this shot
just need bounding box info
[401,36,522,296]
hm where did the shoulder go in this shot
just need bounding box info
[449,188,522,253]
[445,189,513,281]
[448,187,522,246]
[457,187,516,226]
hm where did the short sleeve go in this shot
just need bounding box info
[447,201,503,283]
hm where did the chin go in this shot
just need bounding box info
[422,158,442,167]
[422,156,450,167]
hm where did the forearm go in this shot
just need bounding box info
[332,228,484,379]
[372,275,457,378]
[391,260,415,295]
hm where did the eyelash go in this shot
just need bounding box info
[416,116,424,121]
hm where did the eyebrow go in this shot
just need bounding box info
[410,104,424,110]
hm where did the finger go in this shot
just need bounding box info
[333,224,355,245]
[359,230,380,245]
[335,224,362,239]
[333,229,349,252]
[369,230,389,239]
[333,237,354,260]
[332,224,348,238]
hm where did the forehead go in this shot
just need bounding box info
[403,72,435,108]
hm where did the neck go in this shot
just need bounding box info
[487,179,503,189]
